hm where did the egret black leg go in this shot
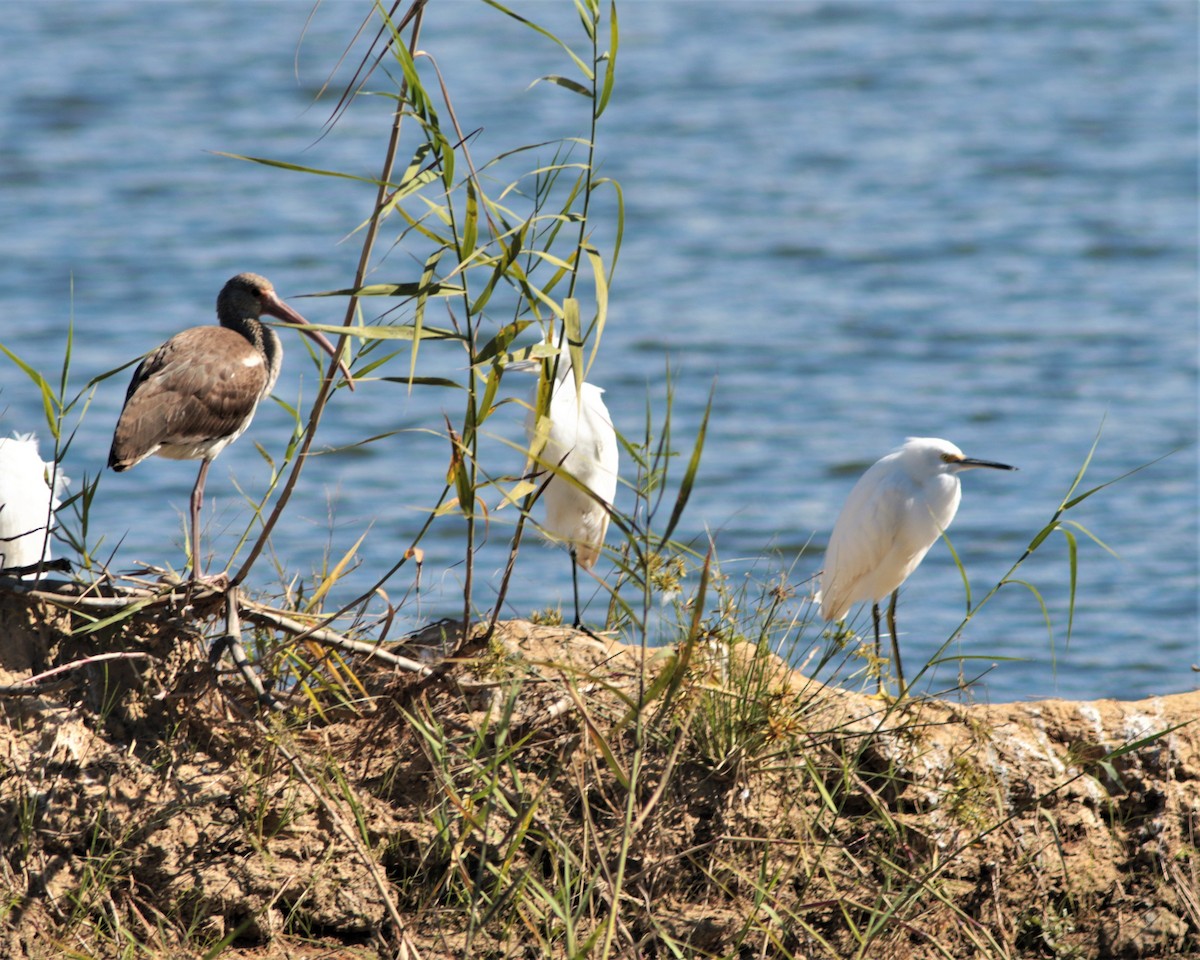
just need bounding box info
[887,589,905,694]
[871,601,883,693]
[568,546,608,641]
[570,546,582,630]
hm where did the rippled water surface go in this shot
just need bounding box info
[0,2,1195,702]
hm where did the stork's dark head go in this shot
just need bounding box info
[216,273,354,390]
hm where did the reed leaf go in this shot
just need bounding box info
[483,0,595,82]
[287,321,461,342]
[659,382,714,548]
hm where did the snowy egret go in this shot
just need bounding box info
[512,334,619,629]
[819,437,1015,691]
[0,433,67,576]
[108,273,353,579]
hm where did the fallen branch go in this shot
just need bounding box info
[209,587,286,712]
[0,651,159,697]
[238,600,438,678]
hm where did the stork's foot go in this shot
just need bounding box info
[571,619,611,644]
[158,569,230,600]
[192,571,231,592]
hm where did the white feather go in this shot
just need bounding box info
[0,432,67,574]
[820,437,1010,622]
[519,337,619,569]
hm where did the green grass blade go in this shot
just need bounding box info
[1063,451,1175,510]
[583,243,608,371]
[306,281,462,298]
[535,75,592,98]
[285,321,462,342]
[1061,526,1078,649]
[482,0,595,82]
[0,342,60,431]
[407,247,447,388]
[473,320,534,367]
[563,298,584,398]
[1060,519,1119,557]
[595,2,618,119]
[214,152,385,184]
[462,179,478,265]
[658,381,713,548]
[940,529,971,613]
[1000,576,1056,671]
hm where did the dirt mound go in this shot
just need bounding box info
[0,584,1196,958]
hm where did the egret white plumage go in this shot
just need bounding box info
[0,433,67,576]
[108,273,353,580]
[819,437,1015,691]
[513,334,619,629]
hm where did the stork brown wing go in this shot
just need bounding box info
[108,326,271,470]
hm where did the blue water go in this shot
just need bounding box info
[0,2,1195,703]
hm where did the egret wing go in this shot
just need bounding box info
[820,464,908,621]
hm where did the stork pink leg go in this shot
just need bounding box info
[190,459,212,580]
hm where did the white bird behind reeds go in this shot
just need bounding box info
[512,335,619,628]
[0,433,68,576]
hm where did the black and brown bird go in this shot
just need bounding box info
[108,272,353,579]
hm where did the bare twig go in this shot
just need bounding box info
[210,586,285,711]
[232,0,427,589]
[0,651,158,697]
[237,600,437,678]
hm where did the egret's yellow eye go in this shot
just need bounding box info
[940,452,959,464]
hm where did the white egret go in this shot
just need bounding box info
[0,433,68,576]
[512,334,619,629]
[819,437,1015,691]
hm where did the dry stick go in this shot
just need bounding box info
[534,681,606,726]
[252,9,527,645]
[236,598,499,695]
[227,335,337,586]
[1168,858,1200,930]
[0,651,158,697]
[295,10,503,645]
[231,1,427,590]
[318,0,427,140]
[441,100,560,638]
[238,601,437,678]
[419,9,602,640]
[9,572,456,702]
[231,4,446,635]
[212,585,283,711]
[427,42,602,640]
[482,471,550,643]
[413,56,510,643]
[18,588,172,610]
[414,89,497,650]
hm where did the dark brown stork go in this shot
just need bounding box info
[108,272,353,579]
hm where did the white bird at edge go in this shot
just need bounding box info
[511,333,619,631]
[0,433,68,577]
[819,437,1016,693]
